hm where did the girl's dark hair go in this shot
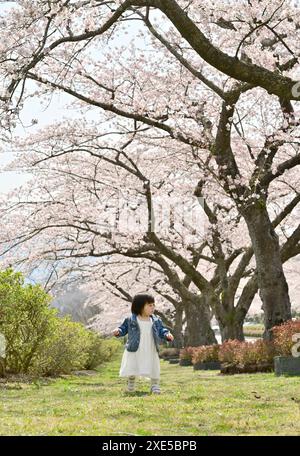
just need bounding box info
[131,293,155,315]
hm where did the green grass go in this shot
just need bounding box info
[243,324,264,338]
[0,345,300,436]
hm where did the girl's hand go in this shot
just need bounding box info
[166,332,174,341]
[113,328,120,336]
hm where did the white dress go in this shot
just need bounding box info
[119,316,160,380]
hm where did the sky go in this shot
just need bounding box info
[0,90,71,194]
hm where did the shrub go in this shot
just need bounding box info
[234,339,275,365]
[0,268,57,374]
[35,325,121,375]
[84,330,104,369]
[84,334,120,369]
[219,339,275,367]
[102,337,122,360]
[0,268,120,378]
[218,339,242,364]
[179,346,196,361]
[271,319,300,356]
[191,344,220,364]
[30,316,92,376]
[159,348,180,359]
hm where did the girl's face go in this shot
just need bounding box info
[141,301,155,316]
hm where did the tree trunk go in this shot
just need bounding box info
[183,296,217,346]
[212,287,247,342]
[154,306,184,348]
[217,314,245,342]
[171,307,184,348]
[243,204,291,339]
[0,357,6,377]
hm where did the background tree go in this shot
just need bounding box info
[1,120,299,344]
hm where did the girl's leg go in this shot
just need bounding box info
[150,377,160,394]
[127,375,136,392]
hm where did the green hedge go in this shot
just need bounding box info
[0,268,121,377]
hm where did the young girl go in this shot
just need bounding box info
[113,293,174,394]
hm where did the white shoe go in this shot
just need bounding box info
[150,384,161,394]
[127,377,135,392]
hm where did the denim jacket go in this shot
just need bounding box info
[115,313,170,353]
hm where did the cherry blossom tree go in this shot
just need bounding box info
[1,0,300,338]
[1,118,299,344]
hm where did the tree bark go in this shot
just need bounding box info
[171,307,184,348]
[213,292,247,342]
[0,357,6,377]
[243,204,291,340]
[217,313,245,342]
[183,296,217,346]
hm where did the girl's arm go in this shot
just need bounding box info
[157,317,172,340]
[115,317,128,337]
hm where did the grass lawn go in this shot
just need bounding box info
[0,344,299,436]
[243,324,264,338]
